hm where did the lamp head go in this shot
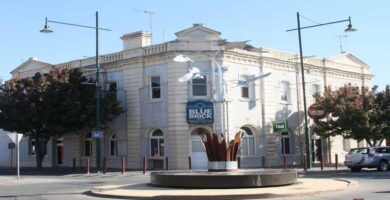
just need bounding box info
[344,24,357,32]
[173,54,193,62]
[344,16,357,32]
[40,25,53,33]
[40,17,53,33]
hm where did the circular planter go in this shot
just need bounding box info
[208,161,238,171]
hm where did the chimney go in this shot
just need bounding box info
[121,31,151,50]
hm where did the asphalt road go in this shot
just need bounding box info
[0,168,389,200]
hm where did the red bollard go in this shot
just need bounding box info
[262,156,266,168]
[143,157,147,175]
[237,156,241,168]
[283,155,287,169]
[103,157,107,174]
[86,158,90,175]
[165,157,169,170]
[335,154,338,170]
[188,156,192,170]
[303,154,307,172]
[72,158,76,172]
[320,154,324,171]
[121,157,126,175]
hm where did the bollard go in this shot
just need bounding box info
[262,156,266,168]
[103,157,107,174]
[143,157,147,175]
[335,154,338,170]
[283,155,287,169]
[303,154,307,172]
[121,157,126,175]
[165,157,169,170]
[188,156,192,170]
[72,158,76,172]
[320,154,324,171]
[237,156,241,168]
[86,158,90,175]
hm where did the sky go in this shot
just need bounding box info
[1,0,389,89]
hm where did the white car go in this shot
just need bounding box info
[344,146,390,172]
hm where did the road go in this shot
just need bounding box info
[0,168,389,200]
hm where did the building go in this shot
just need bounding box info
[2,23,372,169]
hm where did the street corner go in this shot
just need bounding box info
[89,178,358,199]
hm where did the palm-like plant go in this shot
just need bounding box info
[199,131,244,161]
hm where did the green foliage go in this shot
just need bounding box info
[312,84,390,146]
[0,68,124,168]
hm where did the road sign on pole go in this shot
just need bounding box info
[3,131,23,180]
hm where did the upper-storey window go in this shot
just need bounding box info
[311,84,321,103]
[241,76,249,99]
[192,77,207,97]
[280,81,290,103]
[151,76,161,99]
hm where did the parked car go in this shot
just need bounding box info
[344,146,390,172]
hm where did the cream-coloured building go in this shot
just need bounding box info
[3,24,372,169]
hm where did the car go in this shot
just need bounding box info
[344,146,390,172]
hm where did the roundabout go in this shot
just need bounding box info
[150,169,297,188]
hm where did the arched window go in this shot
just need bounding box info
[84,133,92,157]
[241,127,255,156]
[150,129,164,157]
[109,134,118,156]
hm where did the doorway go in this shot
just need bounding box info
[56,138,64,165]
[311,139,322,163]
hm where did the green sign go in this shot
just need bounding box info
[273,121,288,133]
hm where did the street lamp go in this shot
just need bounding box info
[286,12,356,169]
[40,11,111,173]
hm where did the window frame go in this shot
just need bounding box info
[281,136,291,155]
[280,81,290,103]
[109,134,118,157]
[84,133,92,157]
[240,127,256,157]
[191,76,208,98]
[150,129,164,157]
[150,76,161,100]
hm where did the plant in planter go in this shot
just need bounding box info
[198,131,244,171]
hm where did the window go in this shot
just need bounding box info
[109,134,118,156]
[192,77,207,96]
[29,138,47,156]
[241,127,256,156]
[151,76,161,99]
[29,138,36,156]
[311,84,320,103]
[85,133,92,157]
[280,81,290,103]
[108,82,117,102]
[150,129,164,157]
[241,76,249,99]
[281,137,290,154]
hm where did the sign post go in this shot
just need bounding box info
[6,132,23,180]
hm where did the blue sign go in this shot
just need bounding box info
[186,100,214,124]
[91,131,103,138]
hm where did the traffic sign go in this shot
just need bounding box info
[7,132,23,144]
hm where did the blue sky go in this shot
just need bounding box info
[1,0,389,89]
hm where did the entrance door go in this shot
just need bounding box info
[311,139,322,163]
[56,138,64,165]
[191,135,208,170]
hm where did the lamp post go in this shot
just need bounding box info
[40,11,111,172]
[286,12,356,169]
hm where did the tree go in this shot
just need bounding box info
[312,84,389,146]
[0,68,124,169]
